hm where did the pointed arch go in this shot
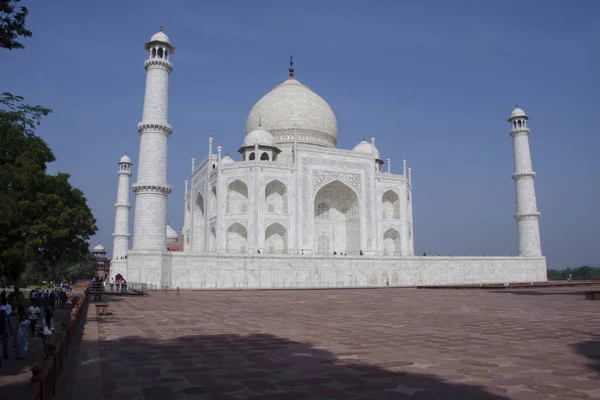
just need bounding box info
[209,185,217,217]
[265,222,288,254]
[194,192,205,252]
[383,228,400,256]
[265,180,288,214]
[314,180,360,254]
[227,180,248,213]
[226,223,247,253]
[260,152,269,161]
[196,192,205,217]
[382,190,400,219]
[157,47,164,58]
[209,225,216,252]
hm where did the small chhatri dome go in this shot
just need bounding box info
[244,128,276,147]
[353,138,380,158]
[93,244,106,253]
[221,154,234,164]
[119,153,132,164]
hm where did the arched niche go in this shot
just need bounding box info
[226,223,247,254]
[383,228,400,256]
[265,180,288,214]
[265,223,288,254]
[227,180,248,213]
[382,190,400,219]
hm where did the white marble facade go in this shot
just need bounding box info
[112,29,547,288]
[183,144,414,258]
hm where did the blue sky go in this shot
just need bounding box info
[2,0,598,269]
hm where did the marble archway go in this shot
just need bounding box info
[314,180,360,254]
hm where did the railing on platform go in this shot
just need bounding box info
[27,290,88,400]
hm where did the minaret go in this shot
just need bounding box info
[132,26,175,251]
[112,154,133,259]
[508,105,542,256]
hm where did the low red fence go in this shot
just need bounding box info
[27,289,88,400]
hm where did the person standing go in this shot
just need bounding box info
[16,313,30,359]
[0,306,11,359]
[48,291,55,314]
[41,311,54,359]
[27,303,40,335]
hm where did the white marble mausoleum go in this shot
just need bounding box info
[108,28,547,288]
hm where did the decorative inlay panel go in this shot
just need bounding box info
[312,170,361,195]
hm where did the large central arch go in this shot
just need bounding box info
[314,180,360,254]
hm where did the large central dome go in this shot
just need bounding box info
[246,76,338,149]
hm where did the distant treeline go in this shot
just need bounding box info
[548,266,600,280]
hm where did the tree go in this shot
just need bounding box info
[0,0,32,50]
[0,93,98,283]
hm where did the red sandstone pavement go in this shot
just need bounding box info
[60,287,600,399]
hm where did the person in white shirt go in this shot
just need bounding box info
[41,311,54,359]
[27,304,40,335]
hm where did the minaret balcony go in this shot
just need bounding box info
[513,212,541,221]
[132,184,172,195]
[144,59,173,72]
[137,123,173,135]
[112,233,131,238]
[512,172,536,180]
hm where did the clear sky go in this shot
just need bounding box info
[2,0,598,269]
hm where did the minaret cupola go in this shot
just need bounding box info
[145,25,175,61]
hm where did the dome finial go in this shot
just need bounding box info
[258,116,262,127]
[160,24,163,32]
[516,101,518,108]
[289,55,294,78]
[226,149,229,156]
[362,133,366,141]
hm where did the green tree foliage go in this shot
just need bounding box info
[0,0,32,50]
[0,93,98,283]
[547,266,600,280]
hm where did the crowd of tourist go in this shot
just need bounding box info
[0,286,73,363]
[95,276,128,293]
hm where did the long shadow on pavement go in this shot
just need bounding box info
[574,336,600,373]
[96,333,510,399]
[488,290,585,296]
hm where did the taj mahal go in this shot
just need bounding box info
[108,28,547,288]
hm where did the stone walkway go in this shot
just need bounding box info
[64,287,600,399]
[0,295,78,399]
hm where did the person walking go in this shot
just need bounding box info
[16,313,30,359]
[41,311,54,359]
[27,303,40,335]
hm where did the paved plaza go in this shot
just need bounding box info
[63,286,600,399]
